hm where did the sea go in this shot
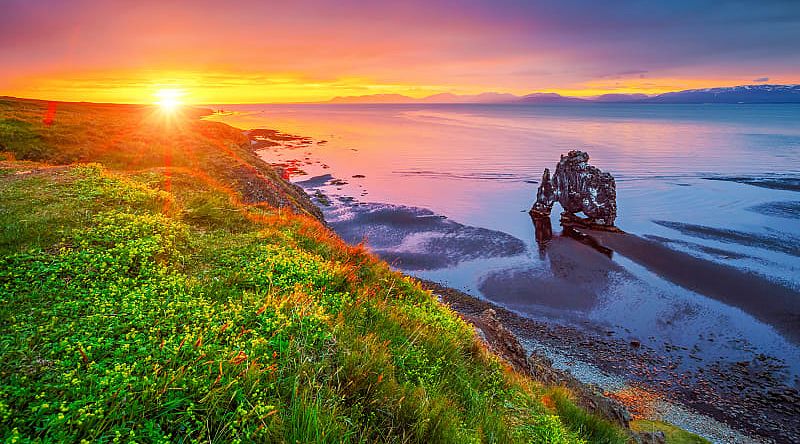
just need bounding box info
[206,103,800,382]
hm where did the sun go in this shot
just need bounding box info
[154,88,184,112]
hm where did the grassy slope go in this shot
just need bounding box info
[0,97,322,220]
[0,98,625,443]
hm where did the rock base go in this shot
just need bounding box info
[560,212,624,233]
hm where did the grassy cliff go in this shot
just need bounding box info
[0,98,625,443]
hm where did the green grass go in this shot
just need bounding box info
[631,420,710,444]
[0,97,320,219]
[0,98,628,443]
[547,389,627,444]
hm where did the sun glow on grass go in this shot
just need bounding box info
[154,88,184,112]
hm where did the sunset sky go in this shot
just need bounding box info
[2,0,799,104]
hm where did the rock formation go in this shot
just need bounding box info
[530,150,618,228]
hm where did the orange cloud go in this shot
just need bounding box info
[2,1,798,103]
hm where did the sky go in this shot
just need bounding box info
[1,0,799,103]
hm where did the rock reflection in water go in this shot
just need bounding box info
[531,214,553,257]
[530,213,614,258]
[478,215,622,315]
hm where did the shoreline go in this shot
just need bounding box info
[420,279,766,444]
[237,123,799,443]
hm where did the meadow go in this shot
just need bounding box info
[0,97,630,443]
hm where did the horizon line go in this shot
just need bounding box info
[5,82,799,106]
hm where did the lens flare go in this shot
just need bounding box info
[155,89,184,111]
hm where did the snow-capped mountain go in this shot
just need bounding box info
[646,84,800,103]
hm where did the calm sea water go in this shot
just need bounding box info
[207,103,800,378]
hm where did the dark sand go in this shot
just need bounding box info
[327,202,526,270]
[704,176,800,192]
[586,228,800,344]
[747,200,800,219]
[296,174,334,188]
[643,234,750,260]
[654,220,800,257]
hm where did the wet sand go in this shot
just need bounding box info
[704,176,800,192]
[326,200,527,270]
[584,227,800,344]
[746,200,800,219]
[296,174,334,188]
[653,220,800,258]
[643,235,750,260]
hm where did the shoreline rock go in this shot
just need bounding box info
[419,281,636,426]
[469,307,634,430]
[418,278,780,443]
[531,150,618,228]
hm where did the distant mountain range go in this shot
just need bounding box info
[645,85,800,103]
[327,92,517,104]
[517,93,588,104]
[326,84,800,104]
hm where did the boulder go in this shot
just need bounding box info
[530,150,618,227]
[636,431,666,444]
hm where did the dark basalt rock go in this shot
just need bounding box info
[636,431,666,444]
[531,168,555,215]
[530,150,618,228]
